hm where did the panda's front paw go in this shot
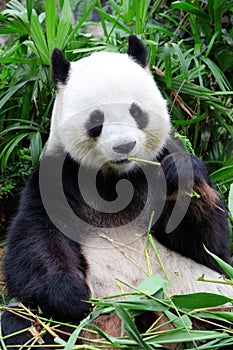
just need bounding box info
[160,152,221,212]
[160,153,210,195]
[37,274,92,322]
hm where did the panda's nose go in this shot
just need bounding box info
[113,141,136,154]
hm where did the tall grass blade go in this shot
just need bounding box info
[171,1,208,18]
[30,132,42,167]
[30,10,50,64]
[172,43,189,80]
[0,81,28,109]
[55,0,71,51]
[164,43,172,88]
[26,0,34,22]
[64,0,97,47]
[45,0,57,55]
[201,57,231,91]
[0,133,31,171]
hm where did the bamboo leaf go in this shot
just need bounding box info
[115,305,153,350]
[116,298,168,312]
[171,292,232,310]
[147,329,229,345]
[204,246,233,279]
[164,310,192,329]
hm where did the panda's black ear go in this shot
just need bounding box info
[51,48,70,86]
[127,35,147,68]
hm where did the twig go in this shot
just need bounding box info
[128,157,160,166]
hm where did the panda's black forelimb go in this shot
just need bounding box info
[153,152,231,274]
[3,164,91,337]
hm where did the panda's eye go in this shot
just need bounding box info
[86,110,104,138]
[129,102,148,129]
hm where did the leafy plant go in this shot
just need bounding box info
[1,272,233,349]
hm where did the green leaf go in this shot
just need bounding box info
[115,299,168,312]
[196,310,233,324]
[164,310,192,329]
[211,166,233,184]
[55,0,72,50]
[172,43,189,80]
[146,329,229,345]
[204,246,233,279]
[173,114,206,126]
[171,292,232,310]
[26,0,34,22]
[45,0,57,55]
[0,133,31,171]
[29,132,42,167]
[96,8,131,35]
[0,81,28,109]
[228,184,233,218]
[65,0,97,47]
[115,305,153,350]
[0,57,38,64]
[164,43,172,88]
[30,10,50,64]
[136,274,169,296]
[202,57,231,91]
[7,0,26,11]
[171,1,208,18]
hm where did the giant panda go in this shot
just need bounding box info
[1,35,232,349]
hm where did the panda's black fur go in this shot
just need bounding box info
[1,36,231,348]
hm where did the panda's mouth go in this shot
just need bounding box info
[111,159,130,165]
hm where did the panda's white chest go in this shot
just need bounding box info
[81,226,232,299]
[82,226,149,298]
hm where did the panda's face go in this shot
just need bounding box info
[49,50,170,173]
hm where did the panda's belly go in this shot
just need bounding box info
[81,226,232,299]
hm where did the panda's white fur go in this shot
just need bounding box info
[46,52,170,173]
[81,225,232,299]
[45,50,232,299]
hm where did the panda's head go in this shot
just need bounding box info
[47,36,171,173]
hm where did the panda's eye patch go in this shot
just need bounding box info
[86,110,104,138]
[129,102,148,129]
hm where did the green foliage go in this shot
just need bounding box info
[2,271,233,349]
[229,184,233,219]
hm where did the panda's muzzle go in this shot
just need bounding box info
[112,141,136,154]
